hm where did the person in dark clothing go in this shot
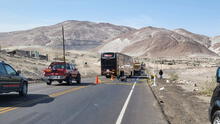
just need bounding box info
[159,69,163,79]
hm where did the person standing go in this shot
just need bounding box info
[159,69,163,79]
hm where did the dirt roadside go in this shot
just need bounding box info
[150,78,210,124]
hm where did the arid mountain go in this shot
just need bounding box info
[210,36,220,54]
[99,27,217,57]
[0,20,135,50]
[174,28,211,48]
[0,20,219,57]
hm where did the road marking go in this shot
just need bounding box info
[0,86,87,115]
[116,81,136,124]
[0,107,17,114]
[49,86,86,97]
[103,82,143,86]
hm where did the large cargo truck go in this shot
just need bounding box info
[101,52,133,80]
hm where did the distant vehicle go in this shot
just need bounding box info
[133,62,141,76]
[101,52,133,80]
[133,61,147,77]
[43,62,81,85]
[209,67,220,124]
[0,61,28,96]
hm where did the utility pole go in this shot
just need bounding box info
[62,26,66,63]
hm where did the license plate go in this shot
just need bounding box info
[49,76,60,79]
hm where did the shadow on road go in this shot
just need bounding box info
[0,94,54,107]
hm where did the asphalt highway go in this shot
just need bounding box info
[0,77,167,124]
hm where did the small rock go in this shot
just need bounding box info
[193,88,199,92]
[160,87,165,91]
[194,83,197,87]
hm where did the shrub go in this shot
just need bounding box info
[169,72,179,81]
[200,77,217,96]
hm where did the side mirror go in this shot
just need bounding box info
[216,67,220,83]
[17,70,21,76]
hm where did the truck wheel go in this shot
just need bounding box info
[212,110,220,124]
[77,74,81,84]
[120,76,127,82]
[47,80,52,85]
[67,76,73,85]
[106,75,111,78]
[19,83,28,96]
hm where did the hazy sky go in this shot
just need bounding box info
[0,0,219,36]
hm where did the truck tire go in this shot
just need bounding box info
[19,83,28,96]
[67,76,73,85]
[76,74,81,84]
[120,76,127,82]
[47,80,52,85]
[106,75,111,78]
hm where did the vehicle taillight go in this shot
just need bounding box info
[44,68,52,73]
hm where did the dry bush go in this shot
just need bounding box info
[200,77,217,96]
[169,72,179,81]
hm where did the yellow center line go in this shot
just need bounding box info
[49,86,86,97]
[0,107,13,112]
[102,82,144,86]
[0,107,17,114]
[0,86,88,114]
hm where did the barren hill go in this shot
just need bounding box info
[210,36,220,54]
[99,27,217,57]
[174,28,211,48]
[0,20,135,50]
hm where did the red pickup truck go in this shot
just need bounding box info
[43,62,81,85]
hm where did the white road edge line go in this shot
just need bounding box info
[116,81,137,124]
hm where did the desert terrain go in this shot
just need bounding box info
[1,20,220,124]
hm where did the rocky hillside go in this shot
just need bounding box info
[0,20,135,50]
[0,20,219,57]
[174,28,211,48]
[210,36,220,54]
[99,27,217,57]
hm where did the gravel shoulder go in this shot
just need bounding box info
[150,78,210,124]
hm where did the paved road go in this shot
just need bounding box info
[0,78,167,124]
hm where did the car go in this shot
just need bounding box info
[43,62,81,85]
[209,67,220,124]
[0,61,28,96]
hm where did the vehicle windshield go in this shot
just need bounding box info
[50,64,65,70]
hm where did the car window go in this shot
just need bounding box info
[72,65,76,70]
[0,64,7,75]
[66,64,71,70]
[5,64,17,75]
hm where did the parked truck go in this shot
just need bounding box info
[133,62,146,76]
[101,52,133,81]
[43,62,81,85]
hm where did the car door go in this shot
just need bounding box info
[0,63,10,91]
[4,64,21,87]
